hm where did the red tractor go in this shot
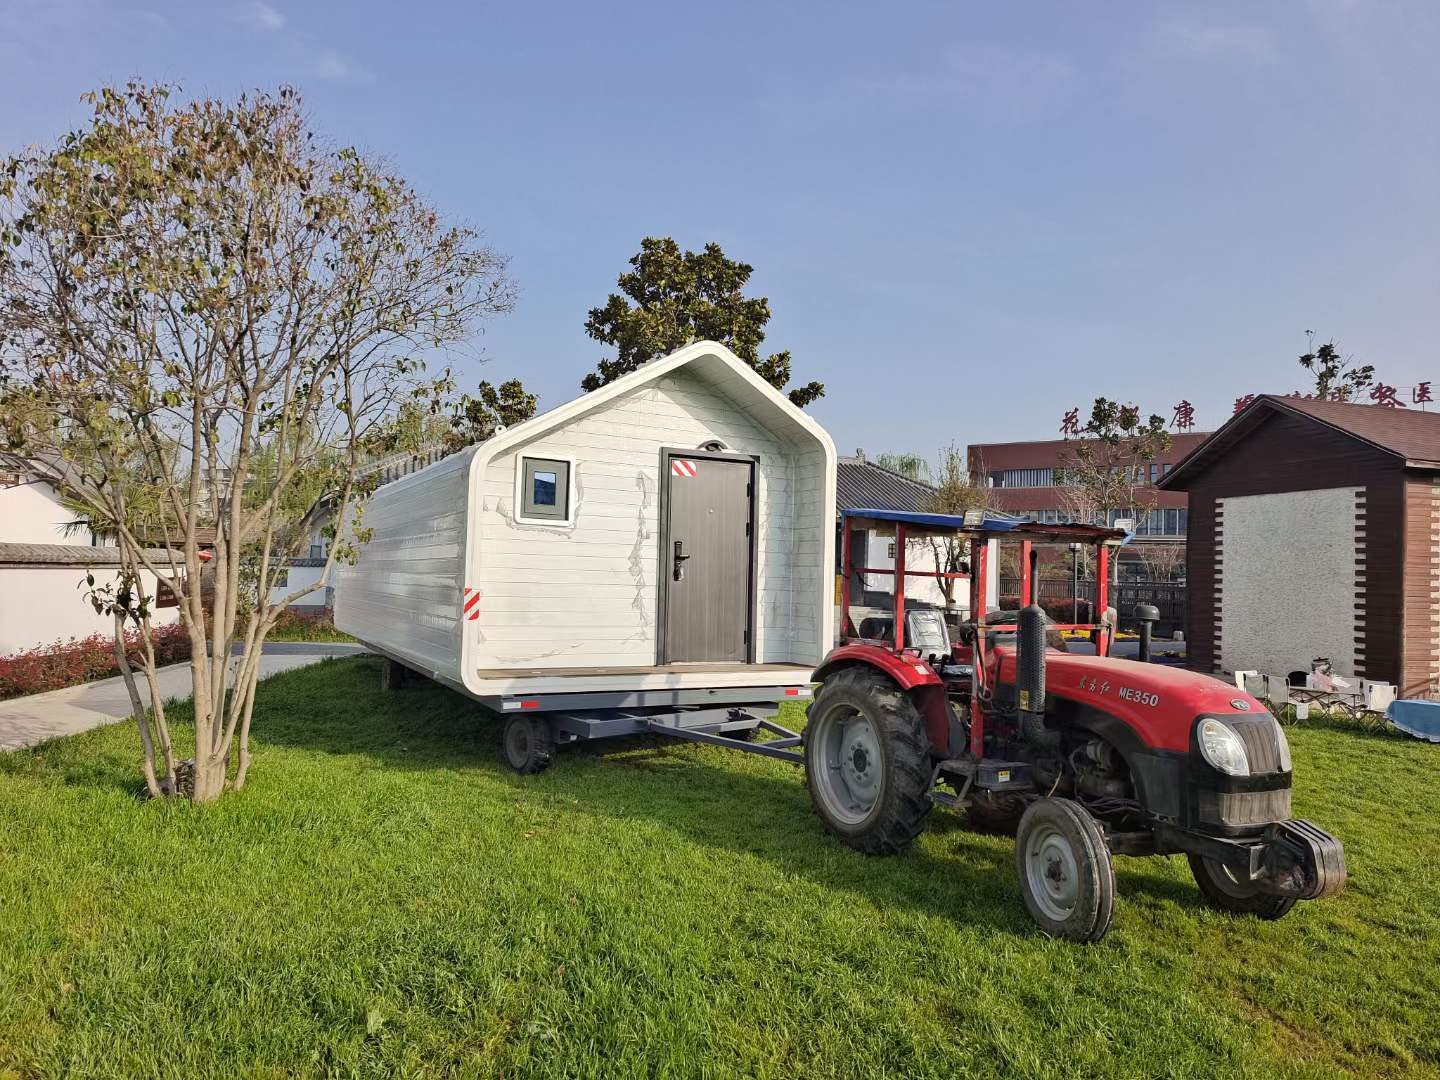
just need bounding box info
[809,509,1345,942]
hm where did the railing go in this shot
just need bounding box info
[999,577,1186,636]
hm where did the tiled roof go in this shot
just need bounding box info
[836,457,936,514]
[0,543,179,567]
[1161,393,1440,488]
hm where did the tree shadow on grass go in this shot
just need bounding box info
[252,656,1206,931]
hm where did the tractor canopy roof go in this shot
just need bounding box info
[841,507,1132,546]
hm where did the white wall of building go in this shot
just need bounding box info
[0,480,95,546]
[1218,486,1360,677]
[267,564,331,609]
[0,566,180,655]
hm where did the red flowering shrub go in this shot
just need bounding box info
[0,622,193,700]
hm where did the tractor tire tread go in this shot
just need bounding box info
[804,667,933,856]
[1015,797,1116,943]
[1187,854,1298,920]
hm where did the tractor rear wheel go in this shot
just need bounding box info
[1188,855,1297,920]
[1016,798,1116,943]
[803,668,932,855]
[502,715,555,775]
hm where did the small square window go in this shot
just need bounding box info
[519,457,570,522]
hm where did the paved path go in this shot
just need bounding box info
[0,642,368,751]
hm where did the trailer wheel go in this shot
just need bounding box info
[966,792,1024,836]
[502,715,555,775]
[803,667,932,855]
[1016,798,1116,943]
[1188,856,1297,920]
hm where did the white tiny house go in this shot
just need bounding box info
[335,342,837,705]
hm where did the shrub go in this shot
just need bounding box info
[266,607,352,642]
[0,622,193,700]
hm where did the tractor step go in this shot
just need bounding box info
[936,757,1035,792]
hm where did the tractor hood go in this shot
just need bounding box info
[990,647,1265,754]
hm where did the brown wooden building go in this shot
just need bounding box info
[1159,395,1440,696]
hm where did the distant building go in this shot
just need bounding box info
[967,432,1211,583]
[1160,394,1440,696]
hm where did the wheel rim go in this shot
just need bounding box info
[505,722,529,764]
[1024,823,1081,921]
[811,703,884,825]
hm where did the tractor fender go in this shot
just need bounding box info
[812,645,953,753]
[812,643,944,691]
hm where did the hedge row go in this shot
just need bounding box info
[0,623,193,701]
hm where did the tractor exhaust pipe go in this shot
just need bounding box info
[1017,602,1048,742]
[1134,603,1160,663]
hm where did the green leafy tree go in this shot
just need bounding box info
[875,452,927,481]
[1298,334,1374,401]
[448,378,538,449]
[0,82,514,801]
[582,237,823,406]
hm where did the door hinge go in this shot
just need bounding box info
[745,522,751,536]
[744,630,750,643]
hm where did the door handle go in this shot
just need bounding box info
[673,540,691,581]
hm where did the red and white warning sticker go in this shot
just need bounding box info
[671,459,697,477]
[462,586,480,622]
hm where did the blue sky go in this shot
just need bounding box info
[2,1,1437,462]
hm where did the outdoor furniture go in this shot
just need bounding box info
[1388,699,1440,743]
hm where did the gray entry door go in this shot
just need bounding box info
[662,453,754,663]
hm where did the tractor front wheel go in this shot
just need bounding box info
[803,668,932,855]
[1188,855,1297,920]
[1016,798,1116,943]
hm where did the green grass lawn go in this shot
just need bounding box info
[2,657,1438,1079]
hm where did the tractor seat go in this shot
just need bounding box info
[857,617,893,641]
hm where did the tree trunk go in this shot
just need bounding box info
[112,612,162,799]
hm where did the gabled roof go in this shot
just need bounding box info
[375,341,838,500]
[836,457,935,513]
[1159,394,1440,489]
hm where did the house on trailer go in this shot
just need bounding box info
[334,341,836,701]
[1159,394,1440,696]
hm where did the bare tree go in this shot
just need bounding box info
[920,443,988,608]
[1133,542,1184,583]
[0,82,514,801]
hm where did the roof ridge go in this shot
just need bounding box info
[837,457,936,490]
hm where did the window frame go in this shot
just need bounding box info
[514,454,576,526]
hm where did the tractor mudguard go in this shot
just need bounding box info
[812,644,951,752]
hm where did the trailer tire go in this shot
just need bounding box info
[502,715,555,775]
[1187,855,1297,920]
[803,667,932,856]
[966,792,1024,836]
[1016,798,1116,943]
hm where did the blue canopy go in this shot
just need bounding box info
[841,507,1133,544]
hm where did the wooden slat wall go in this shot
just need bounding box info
[1181,410,1407,682]
[1401,474,1440,697]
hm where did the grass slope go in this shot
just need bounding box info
[1,657,1437,1079]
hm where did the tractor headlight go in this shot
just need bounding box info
[1197,717,1250,776]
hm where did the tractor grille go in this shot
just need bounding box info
[1196,713,1291,829]
[1229,714,1288,774]
[1198,788,1292,828]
